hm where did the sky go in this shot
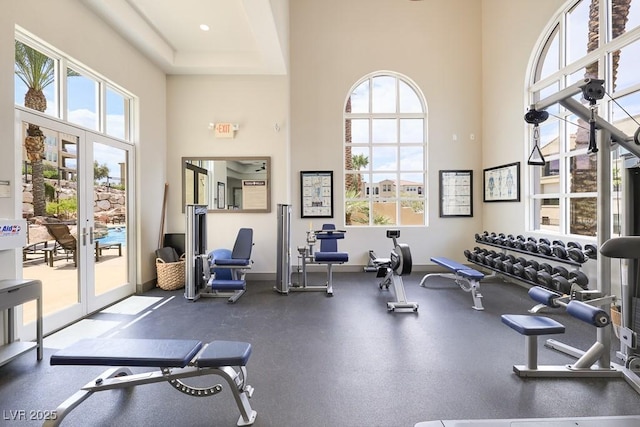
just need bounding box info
[15,70,128,182]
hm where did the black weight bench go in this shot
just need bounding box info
[44,338,256,427]
[419,257,486,310]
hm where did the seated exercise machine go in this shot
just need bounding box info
[419,257,486,310]
[184,205,253,302]
[292,224,348,296]
[45,338,257,426]
[371,230,418,312]
[207,228,254,303]
[275,205,349,296]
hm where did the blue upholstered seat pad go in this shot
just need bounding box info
[215,258,251,266]
[210,279,246,291]
[314,252,349,262]
[50,338,203,368]
[431,257,484,280]
[197,340,252,367]
[457,269,485,280]
[501,314,565,335]
[316,232,345,240]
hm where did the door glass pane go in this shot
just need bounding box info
[22,121,79,323]
[92,142,128,296]
[67,67,98,130]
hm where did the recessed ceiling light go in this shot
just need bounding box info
[199,24,210,31]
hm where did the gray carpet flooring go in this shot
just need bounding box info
[1,272,640,426]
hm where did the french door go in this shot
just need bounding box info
[17,108,135,337]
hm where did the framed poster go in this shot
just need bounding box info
[300,171,333,218]
[217,181,225,209]
[439,170,473,217]
[483,162,520,202]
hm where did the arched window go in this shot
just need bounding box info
[344,72,427,227]
[527,0,640,237]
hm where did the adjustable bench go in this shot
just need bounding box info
[44,338,257,427]
[419,257,486,310]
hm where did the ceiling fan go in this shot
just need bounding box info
[255,162,266,172]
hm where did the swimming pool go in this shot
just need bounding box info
[97,226,127,246]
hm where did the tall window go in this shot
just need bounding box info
[14,30,134,141]
[528,0,640,237]
[344,72,427,227]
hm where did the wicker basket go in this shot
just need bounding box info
[156,256,185,290]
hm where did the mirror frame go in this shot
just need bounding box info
[182,156,271,213]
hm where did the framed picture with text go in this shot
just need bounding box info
[217,181,225,209]
[439,170,473,217]
[483,162,520,202]
[300,171,333,218]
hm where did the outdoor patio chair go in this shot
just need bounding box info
[44,223,122,267]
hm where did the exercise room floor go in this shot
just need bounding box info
[2,272,640,426]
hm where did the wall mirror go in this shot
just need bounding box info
[182,156,271,213]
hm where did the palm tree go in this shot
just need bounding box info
[15,40,55,217]
[351,153,369,193]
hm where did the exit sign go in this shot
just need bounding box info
[214,123,235,138]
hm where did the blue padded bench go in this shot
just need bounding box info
[419,256,486,310]
[46,338,257,427]
[501,314,565,370]
[502,286,612,376]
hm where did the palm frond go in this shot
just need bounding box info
[15,41,54,91]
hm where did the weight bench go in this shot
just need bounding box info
[502,286,615,378]
[419,257,486,310]
[44,338,257,427]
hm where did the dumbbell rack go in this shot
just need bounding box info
[468,234,593,292]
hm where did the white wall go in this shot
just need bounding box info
[0,0,167,291]
[481,0,566,236]
[289,0,484,267]
[166,75,289,273]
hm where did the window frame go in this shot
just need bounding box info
[344,71,428,227]
[527,0,640,238]
[15,28,135,143]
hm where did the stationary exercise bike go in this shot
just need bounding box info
[373,230,419,312]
